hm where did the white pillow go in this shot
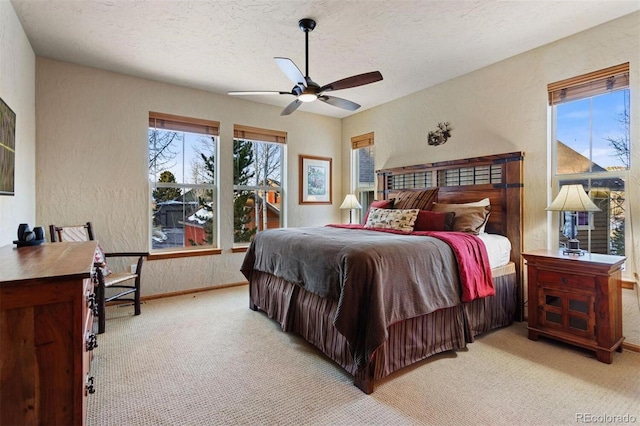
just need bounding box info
[364,208,419,233]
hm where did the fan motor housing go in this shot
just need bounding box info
[298,18,316,32]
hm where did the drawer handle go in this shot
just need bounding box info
[87,293,99,316]
[86,333,98,351]
[86,376,96,395]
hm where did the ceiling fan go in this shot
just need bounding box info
[228,18,383,116]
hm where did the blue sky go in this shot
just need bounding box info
[150,131,212,185]
[556,89,629,170]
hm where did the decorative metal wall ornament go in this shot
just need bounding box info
[427,122,452,146]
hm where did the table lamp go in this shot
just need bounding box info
[340,194,362,224]
[546,184,600,255]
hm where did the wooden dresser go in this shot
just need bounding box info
[523,249,625,364]
[0,241,99,426]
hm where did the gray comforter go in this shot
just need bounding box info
[241,226,462,368]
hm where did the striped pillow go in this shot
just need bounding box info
[392,188,439,211]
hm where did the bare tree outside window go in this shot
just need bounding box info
[604,90,630,170]
[603,90,630,255]
[149,129,180,177]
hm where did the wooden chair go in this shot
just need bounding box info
[49,222,147,334]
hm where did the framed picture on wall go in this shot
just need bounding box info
[299,154,332,204]
[0,97,16,196]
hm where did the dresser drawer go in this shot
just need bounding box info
[536,269,594,290]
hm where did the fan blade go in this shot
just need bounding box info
[320,71,383,93]
[281,99,302,116]
[228,91,292,96]
[275,57,306,87]
[318,95,361,111]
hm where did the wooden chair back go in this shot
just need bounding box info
[50,222,95,242]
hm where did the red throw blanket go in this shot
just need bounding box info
[328,224,494,302]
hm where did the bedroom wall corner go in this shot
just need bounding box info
[0,2,36,246]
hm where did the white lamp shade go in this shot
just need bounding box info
[546,184,601,212]
[340,194,362,210]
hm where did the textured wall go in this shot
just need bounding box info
[35,59,341,295]
[341,12,640,344]
[0,2,36,244]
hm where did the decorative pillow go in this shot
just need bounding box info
[431,198,491,233]
[413,210,456,231]
[431,204,491,235]
[363,199,394,223]
[392,188,439,211]
[94,244,112,277]
[364,208,419,233]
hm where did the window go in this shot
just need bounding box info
[149,112,219,252]
[233,125,286,246]
[549,63,629,255]
[351,132,375,224]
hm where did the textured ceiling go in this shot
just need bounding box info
[10,0,640,118]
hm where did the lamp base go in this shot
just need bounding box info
[562,248,586,256]
[562,239,585,256]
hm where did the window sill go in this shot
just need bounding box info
[231,246,249,253]
[622,278,636,290]
[149,248,222,260]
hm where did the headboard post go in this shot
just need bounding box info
[376,152,525,321]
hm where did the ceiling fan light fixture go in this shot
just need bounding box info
[298,93,318,103]
[229,18,383,115]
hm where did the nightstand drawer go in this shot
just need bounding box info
[536,269,594,290]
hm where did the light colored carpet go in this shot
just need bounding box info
[89,285,640,426]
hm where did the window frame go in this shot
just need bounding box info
[548,64,630,257]
[232,125,287,248]
[148,112,220,258]
[351,132,375,224]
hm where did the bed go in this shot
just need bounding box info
[241,152,524,393]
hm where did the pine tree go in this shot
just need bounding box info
[192,148,216,245]
[233,139,256,243]
[152,171,181,202]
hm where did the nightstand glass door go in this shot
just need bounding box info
[539,288,595,340]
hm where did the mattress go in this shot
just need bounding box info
[477,233,512,269]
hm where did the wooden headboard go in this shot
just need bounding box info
[376,151,524,321]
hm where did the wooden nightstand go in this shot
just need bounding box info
[522,249,625,364]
